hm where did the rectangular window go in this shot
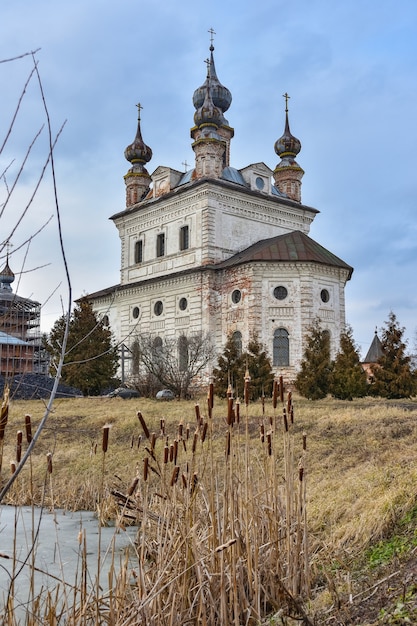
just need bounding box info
[156,233,165,257]
[134,240,143,264]
[179,225,189,251]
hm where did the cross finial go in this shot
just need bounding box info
[208,28,216,47]
[182,159,189,172]
[136,102,143,121]
[283,92,290,113]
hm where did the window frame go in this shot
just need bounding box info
[156,233,165,258]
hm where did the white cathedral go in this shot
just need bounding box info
[87,42,353,384]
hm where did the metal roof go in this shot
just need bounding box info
[213,230,353,277]
[0,330,31,346]
[363,332,384,363]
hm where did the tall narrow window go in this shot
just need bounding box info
[156,233,165,257]
[179,225,189,251]
[273,328,289,367]
[134,240,143,264]
[232,331,242,357]
[178,335,189,371]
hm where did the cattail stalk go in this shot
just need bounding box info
[16,431,23,463]
[137,411,150,439]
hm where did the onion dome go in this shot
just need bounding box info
[124,104,152,170]
[193,45,232,115]
[274,94,301,158]
[193,81,225,129]
[0,256,15,292]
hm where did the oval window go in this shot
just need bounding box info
[320,289,330,303]
[154,301,163,316]
[179,297,188,311]
[231,289,242,304]
[132,307,140,319]
[273,286,288,300]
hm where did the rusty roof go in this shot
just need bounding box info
[363,332,383,363]
[213,230,353,278]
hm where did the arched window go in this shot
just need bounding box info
[178,335,188,371]
[152,336,163,360]
[273,328,289,367]
[232,331,242,357]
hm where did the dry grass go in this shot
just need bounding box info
[1,391,417,624]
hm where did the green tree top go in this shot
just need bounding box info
[295,319,332,400]
[46,300,119,396]
[330,325,367,400]
[371,312,415,399]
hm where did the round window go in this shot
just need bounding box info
[255,176,265,190]
[231,289,242,304]
[102,315,110,326]
[132,306,140,319]
[154,301,163,316]
[273,286,288,300]
[320,289,330,303]
[179,297,188,311]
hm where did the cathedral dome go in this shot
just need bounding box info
[192,45,232,114]
[0,256,15,292]
[124,105,152,167]
[193,84,225,129]
[274,95,301,158]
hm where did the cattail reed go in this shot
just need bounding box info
[303,432,307,451]
[137,411,150,439]
[201,421,208,443]
[164,444,169,464]
[178,422,183,438]
[235,398,240,423]
[10,460,16,474]
[287,391,292,415]
[182,473,188,489]
[16,430,23,463]
[195,404,201,426]
[102,425,110,453]
[150,432,156,452]
[279,375,284,403]
[25,414,32,443]
[170,466,180,486]
[169,443,174,462]
[192,431,198,454]
[137,434,142,449]
[46,452,53,474]
[260,422,265,443]
[225,431,231,458]
[299,463,304,482]
[160,418,165,435]
[143,457,149,481]
[173,439,178,464]
[273,378,279,409]
[227,397,234,425]
[191,472,198,494]
[127,477,139,496]
[208,381,214,409]
[267,431,272,456]
[0,393,9,441]
[186,424,190,439]
[283,407,289,432]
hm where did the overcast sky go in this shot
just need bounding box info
[1,0,417,357]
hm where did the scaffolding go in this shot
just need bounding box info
[0,257,47,377]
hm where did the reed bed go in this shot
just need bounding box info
[0,379,311,625]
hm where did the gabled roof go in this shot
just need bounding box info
[213,230,353,278]
[363,332,384,363]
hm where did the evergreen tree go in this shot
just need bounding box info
[212,333,244,398]
[46,300,119,396]
[295,319,332,400]
[371,312,415,399]
[245,333,274,400]
[329,325,367,400]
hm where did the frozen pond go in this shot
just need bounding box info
[0,505,138,616]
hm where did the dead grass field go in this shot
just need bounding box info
[1,393,417,624]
